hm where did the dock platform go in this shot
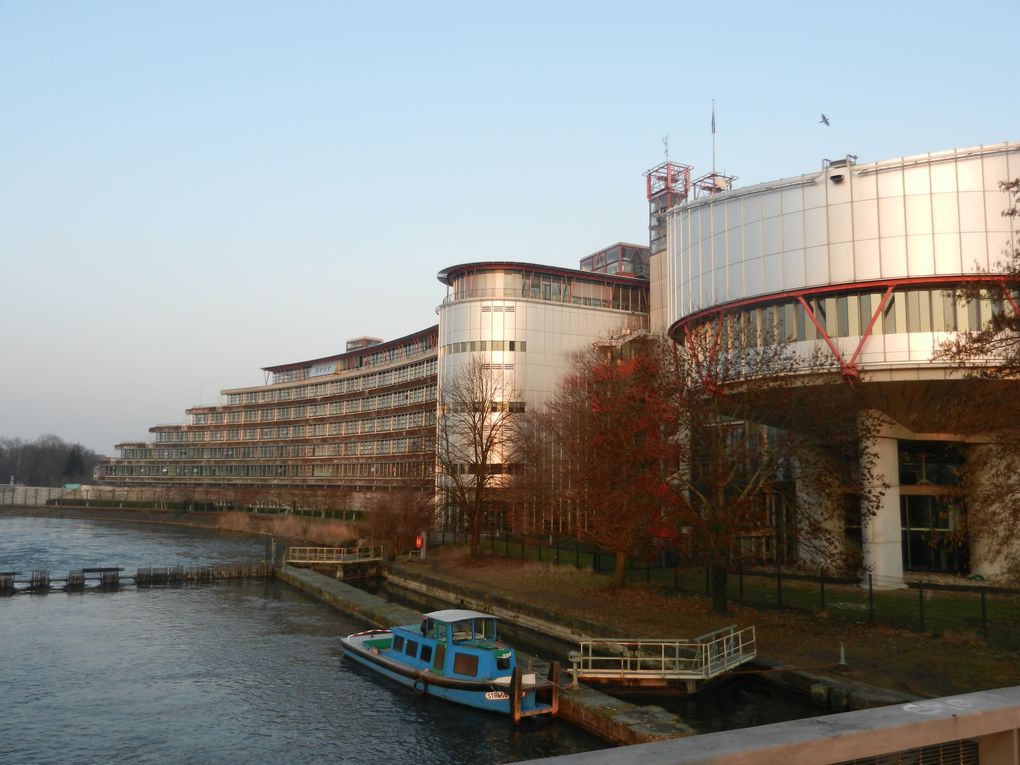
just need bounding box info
[0,563,272,594]
[569,625,757,693]
[284,545,383,580]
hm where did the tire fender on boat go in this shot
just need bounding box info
[413,677,427,694]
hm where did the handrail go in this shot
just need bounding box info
[573,625,756,681]
[285,545,384,563]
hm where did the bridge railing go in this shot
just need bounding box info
[285,546,383,564]
[573,625,756,681]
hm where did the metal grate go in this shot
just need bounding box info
[836,739,978,765]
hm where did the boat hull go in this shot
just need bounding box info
[341,631,556,718]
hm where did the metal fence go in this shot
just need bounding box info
[477,533,1020,650]
[0,486,70,506]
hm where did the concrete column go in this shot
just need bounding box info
[858,410,905,589]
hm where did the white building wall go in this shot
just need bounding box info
[667,142,1020,328]
[437,296,647,413]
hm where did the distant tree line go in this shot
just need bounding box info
[0,435,101,487]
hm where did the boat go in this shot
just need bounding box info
[340,608,560,722]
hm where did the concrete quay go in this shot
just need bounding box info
[275,564,695,744]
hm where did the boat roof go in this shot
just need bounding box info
[424,609,496,623]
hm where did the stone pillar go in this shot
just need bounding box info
[858,410,906,589]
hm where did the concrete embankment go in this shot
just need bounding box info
[274,564,694,745]
[745,657,920,712]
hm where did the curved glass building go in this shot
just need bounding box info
[660,142,1020,585]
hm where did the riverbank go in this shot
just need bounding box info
[0,505,356,546]
[7,506,1018,701]
[392,547,1020,701]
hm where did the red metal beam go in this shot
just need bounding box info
[670,274,1014,337]
[796,296,858,381]
[845,285,896,369]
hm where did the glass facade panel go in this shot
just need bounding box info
[687,284,991,348]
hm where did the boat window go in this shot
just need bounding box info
[404,639,419,657]
[452,621,472,642]
[420,644,432,663]
[434,644,446,670]
[496,656,511,671]
[393,635,405,652]
[453,652,479,677]
[477,619,497,640]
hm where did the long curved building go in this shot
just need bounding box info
[658,142,1020,586]
[96,328,439,500]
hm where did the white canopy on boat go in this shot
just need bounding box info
[424,609,495,623]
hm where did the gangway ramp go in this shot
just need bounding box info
[570,625,756,693]
[284,545,383,580]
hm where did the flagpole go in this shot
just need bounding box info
[711,99,716,176]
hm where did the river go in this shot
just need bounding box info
[0,515,608,764]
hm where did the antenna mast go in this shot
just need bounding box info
[711,99,716,175]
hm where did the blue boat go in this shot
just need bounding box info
[340,608,560,722]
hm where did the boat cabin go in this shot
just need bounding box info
[388,609,514,680]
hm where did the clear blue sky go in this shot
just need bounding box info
[1,0,1016,456]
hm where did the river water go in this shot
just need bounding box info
[0,516,608,764]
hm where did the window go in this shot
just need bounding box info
[882,295,898,334]
[452,653,479,677]
[905,290,932,332]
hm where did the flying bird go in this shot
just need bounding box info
[819,114,830,126]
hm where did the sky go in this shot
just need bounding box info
[1,0,1016,456]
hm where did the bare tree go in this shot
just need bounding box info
[437,358,525,557]
[931,179,1020,581]
[937,179,1020,375]
[358,488,435,559]
[664,327,883,612]
[0,435,101,486]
